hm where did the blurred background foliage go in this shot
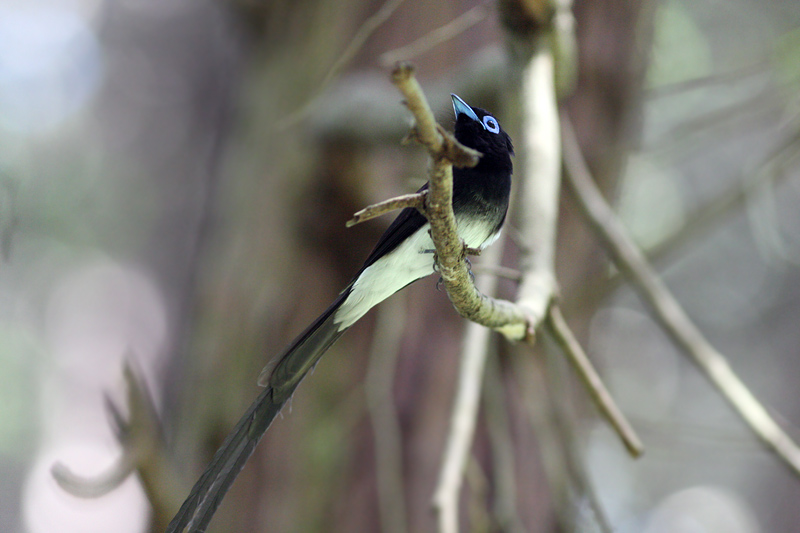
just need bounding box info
[1,0,800,532]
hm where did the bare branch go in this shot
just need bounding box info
[388,52,634,532]
[347,190,427,227]
[645,61,768,99]
[646,128,800,263]
[561,114,800,477]
[277,0,407,129]
[512,36,562,330]
[470,264,523,281]
[380,4,489,66]
[51,362,176,530]
[545,305,644,457]
[563,128,800,312]
[365,297,409,533]
[483,357,525,533]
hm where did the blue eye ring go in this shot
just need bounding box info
[483,116,500,134]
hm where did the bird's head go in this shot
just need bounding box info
[451,94,514,174]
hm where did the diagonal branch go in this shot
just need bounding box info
[277,0,407,128]
[561,113,800,477]
[545,305,644,456]
[346,190,427,227]
[380,4,489,66]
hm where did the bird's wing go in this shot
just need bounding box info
[360,184,429,270]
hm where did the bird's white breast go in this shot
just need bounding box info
[333,214,500,329]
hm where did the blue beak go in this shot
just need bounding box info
[451,94,481,124]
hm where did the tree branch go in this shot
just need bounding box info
[365,296,409,533]
[52,362,176,530]
[346,190,427,227]
[545,305,644,457]
[511,35,562,332]
[561,113,800,477]
[277,0,407,129]
[390,62,534,336]
[432,232,505,533]
[380,4,489,66]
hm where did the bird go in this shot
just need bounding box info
[167,94,514,532]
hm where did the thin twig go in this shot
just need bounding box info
[647,87,782,159]
[52,453,137,498]
[563,128,800,312]
[483,356,525,533]
[380,4,489,66]
[277,0,407,129]
[346,191,427,227]
[561,114,800,477]
[545,305,644,456]
[365,296,409,533]
[645,61,768,99]
[647,128,800,263]
[470,264,523,281]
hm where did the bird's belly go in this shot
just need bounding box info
[333,215,500,329]
[334,224,437,328]
[456,213,501,250]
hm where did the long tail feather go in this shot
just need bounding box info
[167,293,349,532]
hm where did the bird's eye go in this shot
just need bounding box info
[483,116,500,134]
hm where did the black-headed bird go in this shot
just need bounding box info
[168,94,514,532]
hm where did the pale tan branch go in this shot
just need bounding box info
[429,9,576,527]
[563,128,800,312]
[561,114,800,477]
[346,191,427,227]
[512,37,562,330]
[545,305,644,457]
